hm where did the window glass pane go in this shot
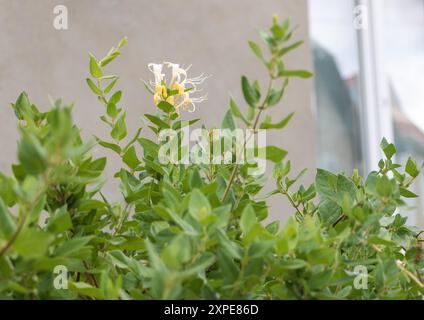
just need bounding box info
[383,0,424,225]
[309,0,364,174]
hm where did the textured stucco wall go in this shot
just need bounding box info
[0,0,315,222]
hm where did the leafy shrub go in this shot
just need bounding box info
[0,16,423,300]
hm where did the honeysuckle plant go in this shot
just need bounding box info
[0,16,423,300]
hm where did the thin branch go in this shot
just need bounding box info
[279,186,303,218]
[220,77,274,203]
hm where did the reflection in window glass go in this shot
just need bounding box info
[309,0,364,174]
[384,0,424,225]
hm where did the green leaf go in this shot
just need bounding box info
[118,36,128,49]
[143,80,155,95]
[161,234,192,270]
[270,24,285,40]
[276,216,298,255]
[259,146,287,163]
[315,169,338,200]
[70,282,104,299]
[246,105,256,121]
[266,87,285,107]
[157,101,175,113]
[111,113,127,141]
[241,76,259,108]
[79,199,107,211]
[279,41,303,56]
[106,102,119,118]
[189,189,211,221]
[99,51,121,67]
[405,157,419,178]
[217,249,239,283]
[98,75,117,81]
[221,110,236,131]
[14,92,32,119]
[380,138,396,159]
[47,206,73,233]
[376,175,392,197]
[144,114,170,129]
[104,78,119,94]
[54,236,92,257]
[0,198,16,239]
[122,146,140,170]
[399,187,418,198]
[336,174,357,204]
[229,97,249,125]
[273,161,291,180]
[315,171,357,206]
[172,119,199,130]
[123,128,142,154]
[260,112,294,129]
[13,229,53,259]
[180,252,215,278]
[29,195,46,224]
[248,41,264,61]
[96,138,121,154]
[86,78,103,95]
[240,205,256,234]
[78,157,107,178]
[138,138,159,158]
[307,248,335,265]
[279,259,307,270]
[167,210,199,236]
[318,199,342,226]
[279,69,313,78]
[266,221,279,235]
[109,91,122,105]
[144,158,165,176]
[89,54,103,78]
[257,28,274,46]
[18,133,48,175]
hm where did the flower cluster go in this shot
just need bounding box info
[148,62,208,113]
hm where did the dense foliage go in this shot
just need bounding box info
[0,16,423,300]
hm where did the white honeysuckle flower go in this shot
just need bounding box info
[164,62,188,85]
[147,63,164,86]
[147,61,208,113]
[177,93,208,113]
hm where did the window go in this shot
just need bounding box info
[309,0,364,174]
[309,0,424,225]
[383,0,424,225]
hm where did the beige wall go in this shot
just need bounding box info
[0,0,316,222]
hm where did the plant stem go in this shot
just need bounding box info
[0,210,29,258]
[0,173,50,259]
[279,186,302,218]
[113,202,131,236]
[220,77,274,204]
[397,261,424,289]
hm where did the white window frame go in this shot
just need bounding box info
[355,0,394,173]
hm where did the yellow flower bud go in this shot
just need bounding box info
[172,83,184,95]
[166,96,174,105]
[162,85,168,98]
[153,93,160,105]
[155,84,162,95]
